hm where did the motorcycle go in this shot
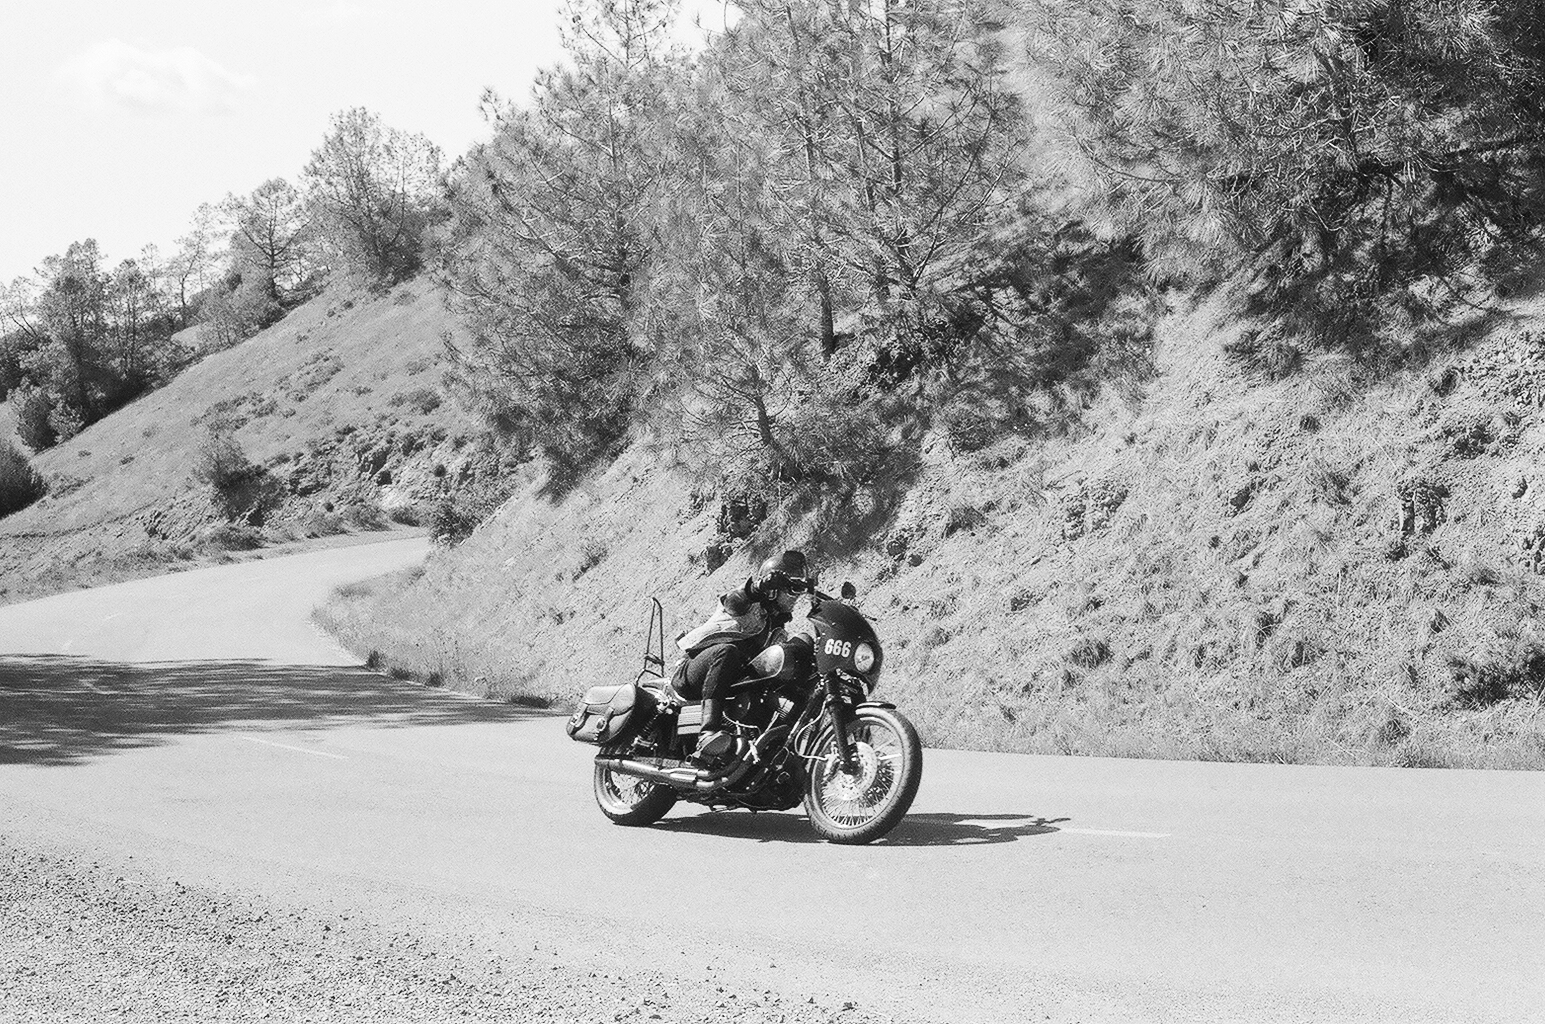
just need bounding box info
[566,580,922,844]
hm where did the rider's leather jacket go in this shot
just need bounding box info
[676,578,796,657]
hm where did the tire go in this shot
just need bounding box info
[804,706,923,844]
[593,762,678,826]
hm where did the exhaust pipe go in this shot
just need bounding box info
[597,756,753,793]
[600,700,796,794]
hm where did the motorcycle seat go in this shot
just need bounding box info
[644,666,776,705]
[730,671,779,691]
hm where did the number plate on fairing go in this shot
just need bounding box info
[809,600,882,676]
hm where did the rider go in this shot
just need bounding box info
[676,550,811,761]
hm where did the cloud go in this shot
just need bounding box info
[55,40,254,116]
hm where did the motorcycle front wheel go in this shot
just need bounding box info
[804,705,923,844]
[593,762,678,826]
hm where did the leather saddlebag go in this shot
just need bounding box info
[566,682,656,745]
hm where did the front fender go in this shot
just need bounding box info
[801,700,903,763]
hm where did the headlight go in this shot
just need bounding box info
[853,643,876,672]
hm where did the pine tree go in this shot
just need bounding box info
[652,49,821,482]
[724,0,1030,378]
[441,0,686,487]
[303,107,443,287]
[1035,0,1545,357]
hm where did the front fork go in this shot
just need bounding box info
[823,673,857,772]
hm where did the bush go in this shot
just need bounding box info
[12,388,56,451]
[47,401,85,443]
[197,278,283,352]
[428,493,478,546]
[391,387,442,414]
[298,511,349,538]
[193,429,285,523]
[196,522,265,552]
[1447,648,1545,709]
[194,429,257,493]
[572,539,607,579]
[341,500,386,530]
[940,403,999,454]
[387,503,420,526]
[0,438,47,518]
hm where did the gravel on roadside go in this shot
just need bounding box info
[0,836,893,1024]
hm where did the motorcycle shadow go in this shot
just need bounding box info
[657,811,1067,846]
[884,813,1068,846]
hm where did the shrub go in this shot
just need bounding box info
[572,539,607,579]
[197,523,265,552]
[194,429,257,493]
[1068,637,1112,669]
[197,278,283,352]
[1305,458,1352,506]
[0,438,47,517]
[391,387,442,414]
[428,493,478,546]
[193,429,288,524]
[298,511,348,538]
[1448,648,1545,709]
[940,403,999,454]
[47,402,85,443]
[386,503,420,526]
[12,388,56,451]
[341,500,386,530]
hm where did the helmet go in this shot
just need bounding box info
[757,550,811,595]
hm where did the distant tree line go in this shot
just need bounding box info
[1,107,443,450]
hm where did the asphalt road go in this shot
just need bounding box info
[2,538,1542,1022]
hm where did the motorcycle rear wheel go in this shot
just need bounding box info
[804,706,922,844]
[593,762,678,826]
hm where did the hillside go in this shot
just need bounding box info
[321,278,1545,768]
[0,282,497,603]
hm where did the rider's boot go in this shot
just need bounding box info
[692,697,732,763]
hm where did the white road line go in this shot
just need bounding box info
[1060,827,1171,839]
[236,735,348,760]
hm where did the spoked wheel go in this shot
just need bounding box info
[593,762,678,826]
[804,706,923,844]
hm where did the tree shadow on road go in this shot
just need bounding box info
[0,655,550,768]
[657,811,1067,846]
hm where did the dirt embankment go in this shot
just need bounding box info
[322,285,1545,769]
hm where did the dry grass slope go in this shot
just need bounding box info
[322,280,1545,767]
[0,282,484,603]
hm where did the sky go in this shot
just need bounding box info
[0,0,728,285]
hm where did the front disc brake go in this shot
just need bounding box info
[824,741,879,801]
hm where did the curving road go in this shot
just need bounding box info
[1,538,1542,1023]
